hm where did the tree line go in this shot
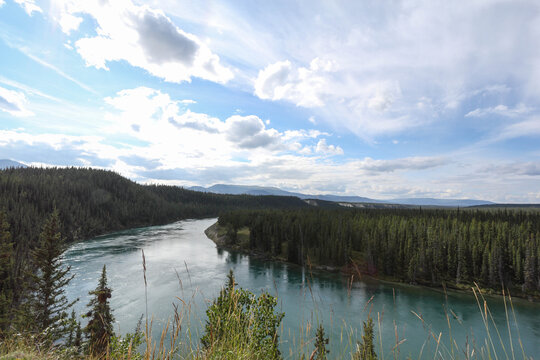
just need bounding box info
[218,208,540,295]
[0,166,307,346]
[3,208,374,359]
[0,167,306,247]
[0,209,119,357]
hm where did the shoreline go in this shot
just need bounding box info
[205,222,540,304]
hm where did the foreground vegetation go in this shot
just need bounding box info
[0,209,533,359]
[0,167,307,337]
[217,208,540,299]
[0,268,531,360]
[0,167,537,358]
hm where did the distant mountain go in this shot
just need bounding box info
[391,198,494,207]
[0,159,27,169]
[189,184,382,203]
[189,184,494,207]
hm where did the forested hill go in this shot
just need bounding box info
[218,208,540,298]
[0,167,307,249]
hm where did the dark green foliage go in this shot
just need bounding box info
[354,317,377,360]
[108,316,144,360]
[0,167,307,249]
[313,324,329,360]
[0,210,13,334]
[67,310,77,346]
[66,310,83,354]
[219,208,540,294]
[85,265,114,357]
[201,270,284,359]
[0,167,306,335]
[29,210,76,342]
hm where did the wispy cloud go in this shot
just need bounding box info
[22,51,98,95]
[14,0,42,16]
[465,103,532,118]
[479,161,540,177]
[0,76,63,102]
[356,156,448,173]
[0,86,34,117]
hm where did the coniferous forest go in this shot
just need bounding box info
[0,167,307,247]
[0,166,539,358]
[218,208,540,296]
[0,167,307,336]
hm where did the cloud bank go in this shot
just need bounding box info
[52,0,233,84]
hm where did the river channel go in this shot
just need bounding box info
[63,218,540,358]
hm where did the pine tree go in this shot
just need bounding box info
[313,324,329,360]
[523,245,536,292]
[85,264,115,357]
[354,316,377,360]
[30,209,76,342]
[66,309,77,346]
[0,210,13,334]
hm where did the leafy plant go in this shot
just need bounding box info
[201,270,284,359]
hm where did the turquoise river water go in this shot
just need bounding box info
[63,218,540,358]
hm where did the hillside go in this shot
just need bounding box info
[190,184,494,207]
[0,159,27,169]
[0,167,307,250]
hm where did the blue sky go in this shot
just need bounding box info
[1,0,539,202]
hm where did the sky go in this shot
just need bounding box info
[0,0,539,202]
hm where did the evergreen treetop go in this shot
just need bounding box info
[85,264,114,357]
[30,209,76,342]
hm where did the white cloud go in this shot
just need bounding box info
[282,129,329,141]
[0,86,34,117]
[356,156,447,172]
[53,0,233,84]
[3,124,539,202]
[217,0,540,139]
[315,139,343,156]
[254,58,334,107]
[0,0,5,8]
[479,162,540,176]
[465,103,532,118]
[102,87,340,169]
[0,129,115,168]
[224,115,281,149]
[494,117,540,141]
[14,0,42,16]
[58,13,83,34]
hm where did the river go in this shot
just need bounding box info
[63,218,540,358]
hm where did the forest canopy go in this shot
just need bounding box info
[218,208,540,296]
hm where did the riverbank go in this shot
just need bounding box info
[205,221,540,303]
[204,222,341,271]
[58,218,540,357]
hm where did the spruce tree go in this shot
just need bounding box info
[313,324,329,360]
[354,316,377,360]
[85,264,114,357]
[30,209,76,342]
[0,210,13,334]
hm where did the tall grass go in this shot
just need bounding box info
[1,256,533,360]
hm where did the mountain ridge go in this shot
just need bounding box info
[189,184,495,207]
[0,159,27,169]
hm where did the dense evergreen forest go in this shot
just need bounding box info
[0,167,307,246]
[0,167,308,338]
[218,208,540,296]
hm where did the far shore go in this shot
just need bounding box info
[204,221,539,304]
